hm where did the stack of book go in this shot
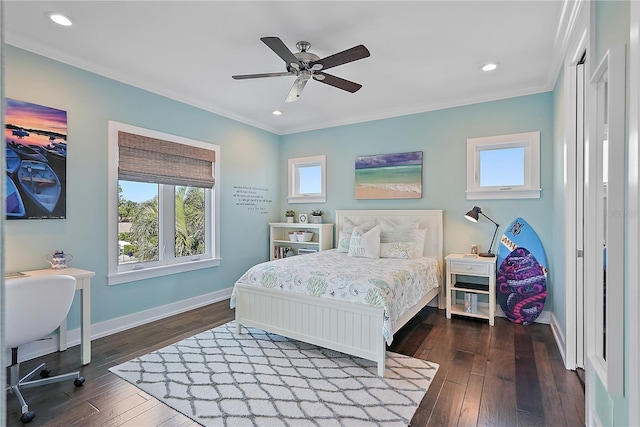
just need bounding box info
[463,293,478,313]
[273,246,294,259]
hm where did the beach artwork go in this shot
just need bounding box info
[355,151,423,199]
[5,98,67,219]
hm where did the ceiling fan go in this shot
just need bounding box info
[232,37,370,102]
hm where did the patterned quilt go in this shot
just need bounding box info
[231,249,441,344]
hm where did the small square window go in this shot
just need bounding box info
[467,131,541,199]
[479,147,525,187]
[298,164,322,194]
[288,155,326,203]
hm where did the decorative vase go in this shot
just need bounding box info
[45,251,73,269]
[286,217,294,223]
[310,215,322,224]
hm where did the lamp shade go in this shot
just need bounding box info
[465,206,481,223]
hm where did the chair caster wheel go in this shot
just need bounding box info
[20,410,35,423]
[40,368,51,378]
[74,376,85,387]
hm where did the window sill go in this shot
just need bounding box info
[108,258,221,286]
[287,195,326,203]
[466,188,541,200]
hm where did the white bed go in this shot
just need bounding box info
[231,209,443,376]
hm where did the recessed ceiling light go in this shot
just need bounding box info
[272,110,283,116]
[481,62,499,72]
[48,13,73,27]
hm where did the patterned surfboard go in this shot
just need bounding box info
[497,247,547,324]
[498,217,548,275]
[497,217,547,324]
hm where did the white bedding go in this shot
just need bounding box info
[231,249,441,345]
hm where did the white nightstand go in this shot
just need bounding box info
[445,253,496,326]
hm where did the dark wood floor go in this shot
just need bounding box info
[390,308,585,426]
[6,301,584,426]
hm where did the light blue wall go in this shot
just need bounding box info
[4,46,281,329]
[281,93,556,309]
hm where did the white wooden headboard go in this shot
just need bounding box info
[335,209,443,263]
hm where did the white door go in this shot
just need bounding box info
[565,47,588,371]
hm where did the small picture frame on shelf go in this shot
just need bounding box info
[298,214,308,224]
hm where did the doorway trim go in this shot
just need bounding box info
[562,0,590,371]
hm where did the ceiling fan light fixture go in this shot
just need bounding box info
[48,12,73,27]
[235,36,369,102]
[481,62,499,72]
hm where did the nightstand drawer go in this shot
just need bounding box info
[448,260,490,276]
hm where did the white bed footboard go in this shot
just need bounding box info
[234,283,387,375]
[234,283,440,376]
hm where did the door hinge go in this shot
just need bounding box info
[577,249,584,258]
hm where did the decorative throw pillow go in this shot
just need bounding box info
[337,231,351,253]
[413,228,427,258]
[379,219,420,243]
[380,242,414,259]
[378,228,427,259]
[342,217,377,234]
[348,225,381,259]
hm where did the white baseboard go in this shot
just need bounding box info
[549,311,568,367]
[8,287,233,365]
[90,287,233,341]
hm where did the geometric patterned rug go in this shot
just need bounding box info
[109,321,438,426]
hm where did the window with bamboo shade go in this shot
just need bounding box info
[107,121,220,285]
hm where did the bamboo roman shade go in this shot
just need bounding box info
[118,131,215,188]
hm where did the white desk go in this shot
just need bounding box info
[14,267,94,365]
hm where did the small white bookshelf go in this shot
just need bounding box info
[269,222,334,260]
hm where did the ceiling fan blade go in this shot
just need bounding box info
[232,72,293,80]
[313,45,370,71]
[285,75,310,102]
[260,37,300,69]
[314,72,362,93]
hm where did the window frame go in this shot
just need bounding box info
[287,155,326,203]
[466,131,541,200]
[107,121,220,285]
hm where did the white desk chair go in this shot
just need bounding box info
[5,275,86,424]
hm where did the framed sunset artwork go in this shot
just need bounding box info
[5,98,67,219]
[355,151,423,199]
